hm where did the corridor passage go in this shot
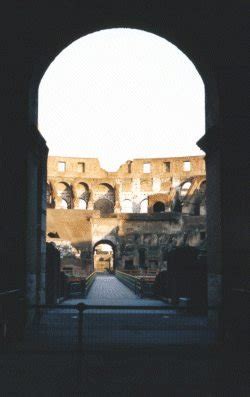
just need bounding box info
[65,274,166,306]
[87,275,137,300]
[21,273,217,354]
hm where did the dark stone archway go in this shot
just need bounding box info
[2,3,249,348]
[153,201,165,213]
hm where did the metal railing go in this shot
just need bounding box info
[115,270,156,297]
[115,270,138,293]
[135,277,155,298]
[84,271,97,297]
[67,271,97,299]
[11,302,220,353]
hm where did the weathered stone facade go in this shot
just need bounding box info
[47,156,206,273]
[47,155,206,213]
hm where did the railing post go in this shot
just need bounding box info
[76,303,86,352]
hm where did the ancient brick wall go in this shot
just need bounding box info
[47,155,206,214]
[46,155,206,273]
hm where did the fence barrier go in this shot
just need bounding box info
[1,302,220,353]
[84,271,97,297]
[67,271,97,299]
[115,270,156,297]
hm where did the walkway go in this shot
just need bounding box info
[65,274,167,306]
[56,275,217,347]
[20,274,217,352]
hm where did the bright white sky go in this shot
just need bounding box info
[39,28,205,172]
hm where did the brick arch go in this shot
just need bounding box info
[55,181,73,209]
[121,199,133,213]
[93,239,117,270]
[94,198,114,215]
[139,198,148,213]
[93,181,115,189]
[3,3,248,348]
[153,201,165,213]
[197,178,206,190]
[93,183,115,207]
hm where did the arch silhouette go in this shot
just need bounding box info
[56,181,73,209]
[93,239,116,271]
[75,182,90,208]
[153,201,165,213]
[3,4,248,349]
[33,24,219,134]
[94,198,114,215]
[121,199,133,213]
[140,198,148,213]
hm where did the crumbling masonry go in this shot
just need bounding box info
[46,155,206,274]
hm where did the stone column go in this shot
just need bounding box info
[72,183,79,209]
[36,136,48,304]
[198,129,223,329]
[87,189,94,210]
[25,127,48,307]
[198,123,249,342]
[25,151,39,306]
[114,183,121,213]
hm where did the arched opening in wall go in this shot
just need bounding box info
[75,182,89,209]
[94,198,114,215]
[39,29,206,167]
[93,240,115,272]
[60,199,68,209]
[121,199,133,213]
[37,27,214,310]
[78,199,87,209]
[199,180,206,192]
[39,28,205,220]
[93,183,115,215]
[56,182,73,209]
[140,199,148,213]
[153,201,165,213]
[180,181,192,197]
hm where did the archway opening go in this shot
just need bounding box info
[56,182,73,209]
[39,28,205,172]
[93,241,115,272]
[153,201,165,213]
[140,199,148,213]
[75,182,89,209]
[180,181,192,197]
[93,183,115,215]
[38,27,210,310]
[121,199,133,213]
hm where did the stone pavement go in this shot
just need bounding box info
[54,275,217,348]
[65,274,167,306]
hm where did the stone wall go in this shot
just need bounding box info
[47,155,206,215]
[47,209,206,273]
[46,155,206,273]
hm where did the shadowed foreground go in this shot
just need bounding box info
[0,349,249,396]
